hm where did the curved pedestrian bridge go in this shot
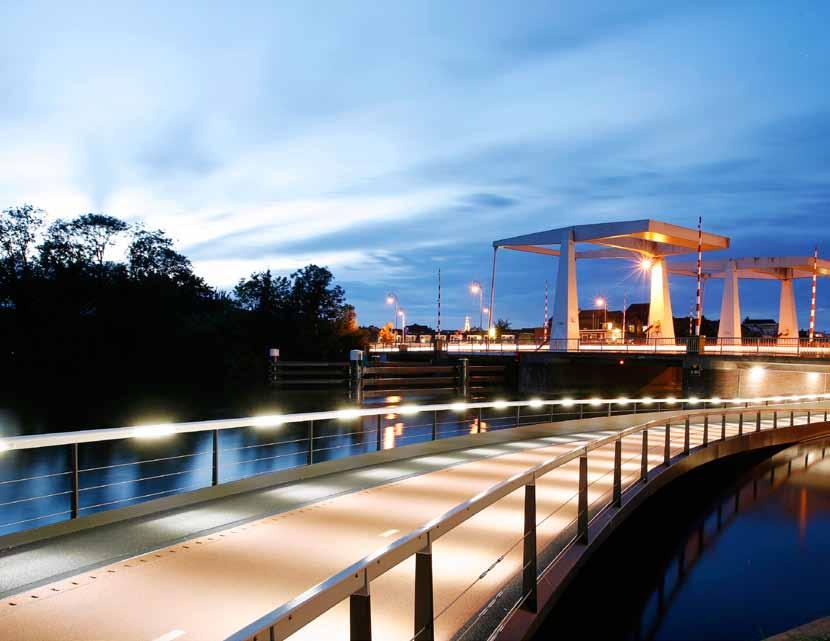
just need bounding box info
[0,400,828,641]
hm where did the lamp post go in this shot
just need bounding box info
[386,293,399,332]
[471,281,484,331]
[595,296,607,339]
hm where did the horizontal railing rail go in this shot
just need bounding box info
[223,398,830,641]
[0,394,826,539]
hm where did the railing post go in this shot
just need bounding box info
[664,421,671,465]
[516,405,521,427]
[70,443,79,519]
[350,569,372,641]
[431,411,437,441]
[790,410,794,427]
[738,412,744,436]
[521,482,538,612]
[683,418,690,455]
[607,402,612,417]
[613,439,622,507]
[756,411,761,432]
[307,420,314,466]
[773,411,778,429]
[549,402,555,424]
[577,454,589,544]
[807,410,811,425]
[212,429,220,486]
[414,539,434,641]
[376,414,383,452]
[721,414,726,440]
[641,430,649,482]
[703,415,709,446]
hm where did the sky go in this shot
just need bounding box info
[2,0,830,330]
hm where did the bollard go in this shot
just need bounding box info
[349,349,364,403]
[458,358,470,400]
[267,347,280,386]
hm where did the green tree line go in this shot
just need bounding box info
[0,204,366,429]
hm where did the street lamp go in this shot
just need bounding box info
[398,309,406,341]
[595,296,607,334]
[470,281,484,331]
[386,292,399,331]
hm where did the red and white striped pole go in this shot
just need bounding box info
[809,246,818,342]
[695,216,703,337]
[543,279,549,342]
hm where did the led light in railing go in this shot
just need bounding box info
[773,396,784,403]
[710,397,721,405]
[665,397,677,405]
[529,398,544,408]
[399,405,420,416]
[732,398,744,405]
[616,397,629,405]
[132,424,176,439]
[641,397,653,405]
[251,414,285,428]
[561,398,575,408]
[493,400,509,409]
[450,402,468,412]
[590,398,602,407]
[0,440,8,453]
[687,397,699,405]
[336,408,362,421]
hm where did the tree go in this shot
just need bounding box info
[74,214,129,265]
[494,318,511,338]
[233,270,290,314]
[129,229,202,287]
[40,213,129,270]
[289,264,346,321]
[378,322,396,344]
[0,204,43,274]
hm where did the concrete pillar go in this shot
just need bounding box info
[718,260,742,339]
[778,277,798,339]
[648,257,675,340]
[551,229,579,351]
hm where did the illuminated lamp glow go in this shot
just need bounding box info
[0,440,8,453]
[640,257,654,272]
[132,424,176,439]
[450,402,468,412]
[616,397,629,405]
[561,398,575,408]
[732,398,744,405]
[665,397,677,405]
[529,398,544,408]
[687,397,699,405]
[641,397,653,405]
[336,409,362,421]
[385,395,402,403]
[808,372,820,383]
[399,405,420,416]
[251,415,285,428]
[590,398,602,407]
[710,397,721,405]
[488,327,496,338]
[493,400,509,409]
[748,365,765,380]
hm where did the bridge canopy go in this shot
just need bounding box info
[668,256,830,279]
[493,218,730,259]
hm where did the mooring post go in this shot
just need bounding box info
[458,358,469,401]
[349,349,364,403]
[267,347,280,387]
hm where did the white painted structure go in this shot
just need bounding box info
[669,256,830,339]
[492,220,730,351]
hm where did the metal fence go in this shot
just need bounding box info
[222,400,830,641]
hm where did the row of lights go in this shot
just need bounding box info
[2,392,828,450]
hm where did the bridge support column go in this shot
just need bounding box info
[521,482,538,612]
[778,277,798,341]
[350,570,372,641]
[551,229,579,351]
[648,257,675,341]
[718,260,742,340]
[414,540,434,641]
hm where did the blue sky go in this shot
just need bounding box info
[2,0,830,329]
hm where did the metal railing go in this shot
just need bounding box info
[223,398,830,641]
[369,336,830,357]
[0,394,824,538]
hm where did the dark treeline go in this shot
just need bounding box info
[0,205,366,430]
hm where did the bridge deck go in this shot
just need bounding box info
[0,409,823,641]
